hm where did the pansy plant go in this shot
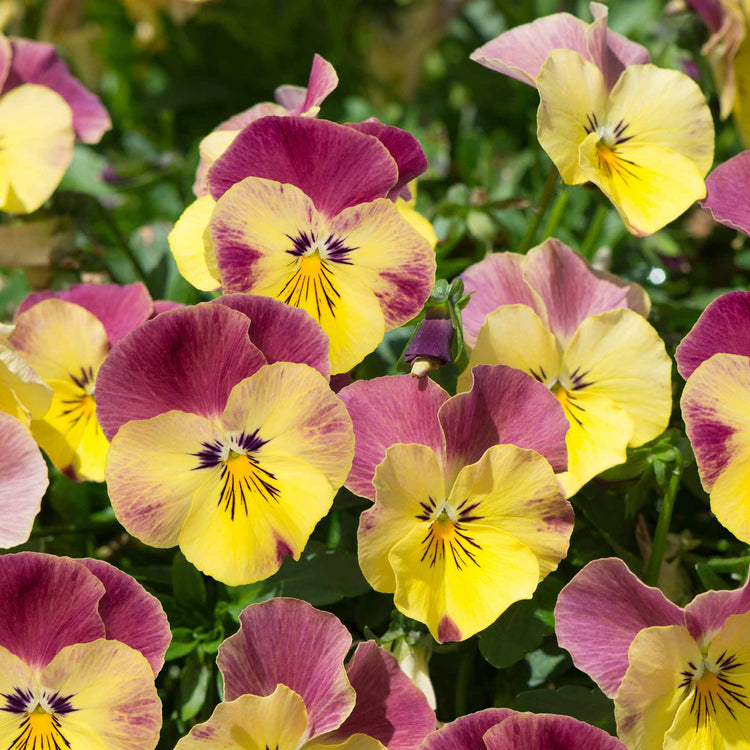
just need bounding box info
[175,597,436,749]
[97,296,354,586]
[339,365,572,642]
[556,557,750,748]
[459,238,671,496]
[0,552,169,750]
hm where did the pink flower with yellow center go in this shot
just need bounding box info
[677,290,750,544]
[421,707,626,749]
[9,282,162,482]
[0,552,169,750]
[97,296,355,586]
[0,33,110,213]
[175,598,436,749]
[459,238,672,497]
[556,557,750,748]
[183,116,435,374]
[339,365,572,643]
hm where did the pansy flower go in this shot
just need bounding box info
[199,115,435,374]
[677,290,750,543]
[0,551,169,750]
[175,597,436,749]
[459,238,671,497]
[420,707,625,749]
[97,296,354,585]
[556,557,750,748]
[471,1,649,91]
[339,365,572,643]
[9,282,158,482]
[0,33,110,213]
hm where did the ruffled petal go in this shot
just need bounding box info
[0,413,47,548]
[702,151,750,236]
[338,375,449,500]
[460,252,545,349]
[95,303,266,438]
[217,598,355,737]
[676,290,750,379]
[555,558,684,698]
[684,572,750,648]
[328,640,436,749]
[0,328,51,422]
[420,708,514,750]
[277,53,338,115]
[78,559,171,676]
[168,196,221,291]
[209,116,398,217]
[441,364,569,481]
[0,552,106,669]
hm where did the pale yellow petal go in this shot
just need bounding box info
[168,195,221,291]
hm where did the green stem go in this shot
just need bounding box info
[517,164,559,254]
[580,203,608,260]
[543,190,568,240]
[644,458,683,586]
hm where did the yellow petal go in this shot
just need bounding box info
[0,84,74,214]
[457,304,561,393]
[536,49,608,185]
[168,195,221,291]
[395,199,437,250]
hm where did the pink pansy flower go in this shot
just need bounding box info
[175,597,436,749]
[471,1,649,91]
[0,552,169,750]
[459,238,670,496]
[339,366,572,643]
[702,150,750,235]
[556,557,750,748]
[97,296,355,586]
[420,707,625,749]
[9,282,160,482]
[676,290,750,544]
[0,33,110,213]
[201,115,434,374]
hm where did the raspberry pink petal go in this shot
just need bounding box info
[17,282,153,347]
[482,713,627,749]
[213,294,330,379]
[683,572,750,645]
[328,641,436,748]
[338,375,449,500]
[554,557,684,697]
[460,252,543,348]
[470,13,591,86]
[675,291,750,379]
[346,121,428,201]
[439,364,569,475]
[208,116,398,218]
[0,552,106,668]
[78,558,171,676]
[420,709,514,749]
[95,304,266,439]
[0,413,47,548]
[4,37,111,143]
[523,238,650,346]
[279,53,338,115]
[217,598,355,738]
[686,0,725,32]
[702,151,750,236]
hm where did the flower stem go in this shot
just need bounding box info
[644,457,683,586]
[517,163,559,254]
[580,203,608,259]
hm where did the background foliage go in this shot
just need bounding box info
[1,0,748,744]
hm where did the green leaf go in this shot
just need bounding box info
[172,552,207,609]
[695,562,731,591]
[179,655,211,721]
[165,628,199,661]
[478,576,563,668]
[516,686,615,733]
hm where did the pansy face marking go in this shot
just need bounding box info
[2,687,76,750]
[192,431,280,519]
[416,497,483,571]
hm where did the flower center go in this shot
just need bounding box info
[415,497,484,570]
[192,431,280,520]
[2,688,76,750]
[679,652,750,728]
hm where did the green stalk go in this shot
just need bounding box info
[644,457,683,586]
[580,203,608,260]
[517,164,559,254]
[542,190,568,240]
